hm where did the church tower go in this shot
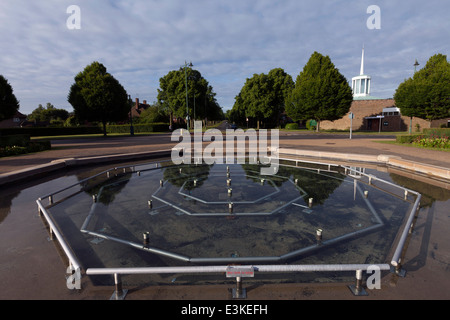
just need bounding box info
[352,47,371,99]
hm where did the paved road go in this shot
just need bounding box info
[0,130,448,175]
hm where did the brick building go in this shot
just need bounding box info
[321,48,450,132]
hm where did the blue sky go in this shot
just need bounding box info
[1,0,449,115]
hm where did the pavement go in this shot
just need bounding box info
[0,129,449,302]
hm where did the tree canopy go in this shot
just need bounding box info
[157,67,223,127]
[285,51,353,130]
[394,53,450,120]
[230,68,294,128]
[28,103,69,123]
[0,75,20,121]
[68,61,129,135]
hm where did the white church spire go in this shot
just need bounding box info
[352,46,371,99]
[360,45,365,75]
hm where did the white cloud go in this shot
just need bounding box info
[0,0,449,114]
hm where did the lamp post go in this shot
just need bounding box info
[183,61,193,131]
[410,59,420,134]
[128,95,134,136]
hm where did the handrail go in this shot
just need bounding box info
[36,198,82,273]
[86,263,391,276]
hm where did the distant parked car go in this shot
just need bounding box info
[230,124,237,129]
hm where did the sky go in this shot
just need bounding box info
[1,0,449,115]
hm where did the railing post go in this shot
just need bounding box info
[348,269,368,296]
[110,273,128,300]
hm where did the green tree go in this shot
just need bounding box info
[157,67,222,128]
[28,103,69,123]
[0,75,20,121]
[394,54,450,121]
[135,102,169,124]
[286,52,353,131]
[68,61,129,136]
[268,68,295,127]
[232,68,293,129]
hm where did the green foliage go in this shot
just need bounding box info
[106,123,170,134]
[0,134,30,147]
[0,140,51,158]
[157,67,223,126]
[397,129,450,149]
[0,75,20,121]
[135,104,169,124]
[396,134,422,144]
[284,123,299,130]
[285,52,353,130]
[68,61,129,135]
[394,54,450,120]
[231,68,294,128]
[0,126,103,136]
[28,103,69,122]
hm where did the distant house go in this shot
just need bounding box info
[130,98,150,118]
[0,111,27,128]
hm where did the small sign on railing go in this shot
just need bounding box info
[226,266,255,278]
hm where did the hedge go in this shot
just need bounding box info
[396,134,422,144]
[0,140,51,157]
[106,123,170,134]
[423,128,450,136]
[285,123,299,130]
[0,123,172,137]
[0,126,103,137]
[0,134,30,147]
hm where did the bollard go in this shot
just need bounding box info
[232,276,246,299]
[148,200,152,209]
[227,179,231,186]
[316,228,323,245]
[308,198,313,207]
[143,232,150,246]
[111,273,128,300]
[348,269,368,296]
[228,188,232,197]
[160,180,164,187]
[364,190,369,198]
[229,203,233,214]
[92,194,97,203]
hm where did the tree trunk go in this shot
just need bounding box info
[102,121,107,137]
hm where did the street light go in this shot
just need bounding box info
[409,59,420,134]
[183,61,193,131]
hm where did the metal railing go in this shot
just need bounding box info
[36,157,421,299]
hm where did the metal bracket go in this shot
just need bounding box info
[226,266,254,299]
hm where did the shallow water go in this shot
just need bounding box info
[2,159,449,287]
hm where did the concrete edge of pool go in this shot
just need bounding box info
[0,148,449,187]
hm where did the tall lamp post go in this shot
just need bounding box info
[128,95,134,136]
[183,61,193,131]
[410,59,420,134]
